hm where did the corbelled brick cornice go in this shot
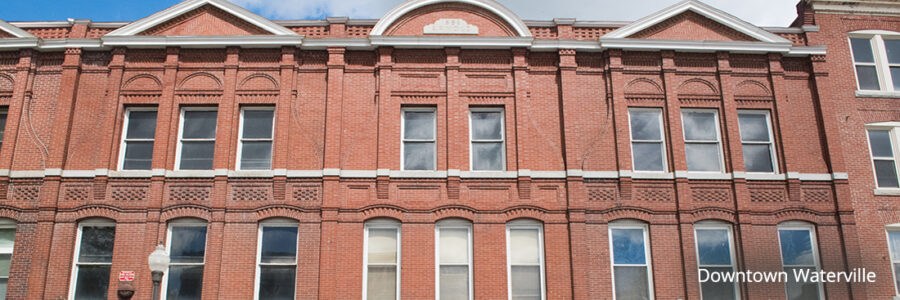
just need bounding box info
[805,0,900,16]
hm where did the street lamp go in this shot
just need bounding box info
[147,244,170,300]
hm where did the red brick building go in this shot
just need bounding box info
[0,0,895,299]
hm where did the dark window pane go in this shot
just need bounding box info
[182,111,217,139]
[700,267,737,300]
[683,111,718,141]
[170,226,207,264]
[630,111,662,141]
[73,265,110,300]
[510,265,541,300]
[890,232,900,261]
[857,65,881,90]
[696,229,731,266]
[240,141,272,170]
[632,142,665,172]
[611,229,646,265]
[0,254,9,277]
[471,112,503,140]
[779,230,815,266]
[179,141,215,170]
[366,265,396,300]
[166,265,204,300]
[892,67,900,91]
[686,143,722,172]
[869,130,895,157]
[440,265,469,300]
[404,111,435,140]
[875,160,900,188]
[895,263,900,295]
[261,227,298,264]
[242,110,274,139]
[126,111,157,139]
[403,142,435,171]
[472,142,504,171]
[887,39,900,64]
[0,112,6,145]
[613,266,650,300]
[738,114,770,142]
[0,278,6,300]
[258,265,296,300]
[123,141,154,170]
[851,38,875,63]
[785,267,820,300]
[0,229,12,249]
[743,144,775,173]
[78,226,115,263]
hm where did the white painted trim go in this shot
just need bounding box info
[106,0,297,36]
[362,219,401,300]
[340,170,378,178]
[175,107,218,172]
[161,220,209,300]
[505,219,546,300]
[856,90,900,98]
[401,107,437,172]
[876,189,900,196]
[675,171,733,180]
[286,170,324,178]
[435,220,473,300]
[165,170,226,178]
[582,171,619,179]
[788,46,827,56]
[469,108,507,172]
[119,107,158,171]
[530,39,603,51]
[631,172,676,180]
[102,35,302,48]
[236,106,275,171]
[370,36,533,49]
[680,108,725,173]
[529,171,567,179]
[0,20,35,38]
[743,173,787,181]
[390,171,448,179]
[600,38,792,53]
[693,221,740,300]
[371,0,532,37]
[628,108,669,173]
[228,170,275,178]
[460,171,518,179]
[300,38,373,50]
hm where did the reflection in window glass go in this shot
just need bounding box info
[72,224,115,300]
[166,224,207,300]
[738,112,776,173]
[239,108,275,170]
[610,225,652,300]
[470,110,505,171]
[630,109,666,172]
[868,129,900,188]
[682,110,723,172]
[437,224,471,300]
[402,109,436,171]
[257,224,297,300]
[778,227,821,300]
[178,110,217,170]
[121,109,157,170]
[695,227,737,300]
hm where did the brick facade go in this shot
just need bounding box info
[0,0,896,299]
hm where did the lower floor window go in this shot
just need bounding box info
[71,221,115,300]
[257,220,298,300]
[610,221,653,300]
[777,223,822,300]
[164,221,208,300]
[0,221,13,300]
[887,230,900,295]
[507,219,545,300]
[364,219,400,300]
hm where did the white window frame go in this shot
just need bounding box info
[118,107,158,171]
[849,31,900,92]
[693,221,740,300]
[628,107,668,173]
[505,219,546,300]
[362,219,401,300]
[435,219,473,300]
[174,107,218,171]
[0,219,13,300]
[885,224,900,297]
[469,107,507,172]
[401,107,437,171]
[681,109,725,173]
[608,220,655,300]
[866,124,900,191]
[68,219,115,300]
[776,222,824,300]
[160,219,208,300]
[237,106,276,171]
[254,218,298,300]
[737,110,779,174]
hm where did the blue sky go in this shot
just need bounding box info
[0,0,800,26]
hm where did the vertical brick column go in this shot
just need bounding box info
[768,54,802,201]
[47,48,83,170]
[473,222,507,299]
[607,50,632,199]
[323,47,345,170]
[100,48,126,170]
[161,47,181,170]
[401,223,435,299]
[1,49,34,170]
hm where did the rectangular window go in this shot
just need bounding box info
[850,34,900,91]
[119,108,157,170]
[629,108,667,172]
[886,230,900,296]
[852,37,882,90]
[777,224,823,300]
[609,223,653,300]
[364,220,400,300]
[682,109,724,172]
[238,107,275,170]
[436,221,472,300]
[738,111,777,173]
[0,108,7,150]
[470,108,505,171]
[70,222,115,300]
[0,223,14,300]
[506,220,545,300]
[402,108,436,171]
[177,108,217,170]
[164,223,207,300]
[867,129,900,188]
[256,222,297,300]
[694,224,738,300]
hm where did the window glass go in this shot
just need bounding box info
[366,225,399,300]
[438,225,471,300]
[738,114,770,142]
[367,229,398,264]
[683,111,718,141]
[857,66,882,90]
[73,225,115,300]
[126,111,157,139]
[404,143,435,171]
[166,225,207,300]
[170,226,207,264]
[242,110,274,139]
[122,110,157,170]
[182,111,217,139]
[870,130,895,157]
[470,110,505,171]
[260,227,297,264]
[696,228,737,300]
[611,228,646,265]
[0,109,7,148]
[77,226,115,263]
[778,227,821,300]
[259,266,295,300]
[404,111,435,140]
[630,109,666,172]
[166,265,204,299]
[738,112,776,173]
[851,38,875,63]
[0,227,13,300]
[508,226,543,300]
[471,112,503,140]
[886,39,900,64]
[888,231,900,294]
[439,228,468,264]
[610,226,651,300]
[239,109,274,170]
[179,142,215,170]
[402,110,436,171]
[472,143,504,171]
[683,111,722,172]
[258,225,297,300]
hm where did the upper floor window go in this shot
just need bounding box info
[0,220,14,300]
[850,32,900,91]
[777,223,823,300]
[256,219,298,300]
[436,219,472,300]
[506,219,545,300]
[629,108,667,172]
[119,108,157,170]
[682,109,724,173]
[0,107,8,150]
[176,108,218,170]
[402,108,436,171]
[238,107,275,170]
[470,108,505,171]
[70,220,115,300]
[163,220,208,300]
[694,222,739,300]
[886,227,900,296]
[364,219,400,300]
[867,125,900,189]
[609,220,654,300]
[738,111,777,173]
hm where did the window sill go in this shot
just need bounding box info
[165,169,227,178]
[674,171,732,180]
[855,90,900,98]
[459,171,518,179]
[875,189,900,196]
[627,171,675,180]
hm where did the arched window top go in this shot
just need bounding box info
[78,218,116,226]
[437,218,472,227]
[365,218,401,227]
[259,217,299,226]
[507,218,542,227]
[168,217,207,226]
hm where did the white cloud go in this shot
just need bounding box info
[233,0,799,27]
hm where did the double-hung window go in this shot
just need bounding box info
[402,108,436,171]
[70,220,115,300]
[850,32,900,91]
[470,108,505,171]
[119,108,157,170]
[609,221,653,300]
[506,219,545,300]
[738,111,777,173]
[694,222,739,300]
[238,107,275,170]
[867,127,900,189]
[364,219,400,300]
[682,109,724,172]
[629,108,667,172]
[176,108,217,170]
[436,219,472,300]
[0,221,14,299]
[256,220,298,300]
[777,223,823,300]
[886,228,900,296]
[163,221,207,300]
